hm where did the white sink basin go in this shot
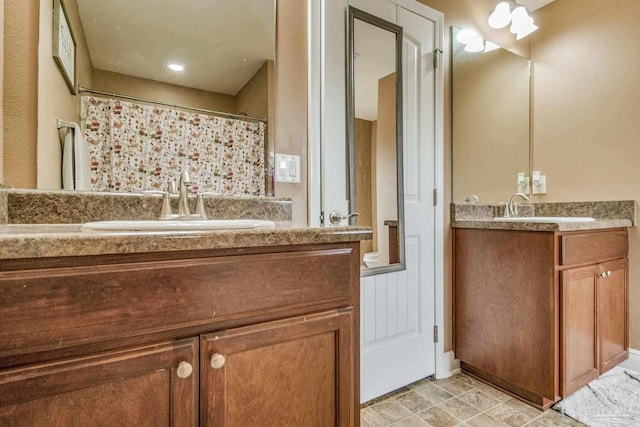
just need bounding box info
[493,216,595,223]
[82,219,277,232]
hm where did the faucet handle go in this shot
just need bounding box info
[500,202,510,218]
[195,192,220,220]
[141,190,174,219]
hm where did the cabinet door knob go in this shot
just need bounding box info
[210,353,226,369]
[600,272,607,278]
[176,361,193,379]
[607,271,612,277]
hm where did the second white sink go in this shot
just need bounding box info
[494,216,595,223]
[82,219,277,232]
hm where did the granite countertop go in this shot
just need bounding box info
[0,224,373,260]
[452,218,632,232]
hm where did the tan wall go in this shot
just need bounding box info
[375,73,397,265]
[452,47,530,203]
[37,0,93,189]
[92,69,236,113]
[3,0,39,188]
[236,61,269,119]
[274,0,307,226]
[0,0,4,183]
[419,0,531,352]
[531,0,640,349]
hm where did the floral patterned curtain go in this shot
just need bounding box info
[81,96,265,196]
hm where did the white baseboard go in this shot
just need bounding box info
[620,348,640,372]
[436,351,460,379]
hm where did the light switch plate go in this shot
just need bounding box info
[275,154,300,183]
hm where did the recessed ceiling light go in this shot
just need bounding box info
[168,63,184,72]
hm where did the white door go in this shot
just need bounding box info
[309,0,443,402]
[359,1,441,402]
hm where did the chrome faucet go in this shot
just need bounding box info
[464,195,480,204]
[508,192,530,217]
[178,170,193,216]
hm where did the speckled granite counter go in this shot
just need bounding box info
[452,200,635,232]
[0,224,372,260]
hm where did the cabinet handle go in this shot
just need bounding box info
[607,271,612,277]
[600,272,607,278]
[176,361,193,379]
[210,353,226,369]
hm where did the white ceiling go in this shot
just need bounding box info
[518,0,556,11]
[76,0,275,96]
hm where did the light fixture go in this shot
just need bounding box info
[456,28,482,45]
[167,63,184,72]
[484,41,501,52]
[464,39,485,53]
[457,28,501,54]
[488,2,538,40]
[488,1,512,29]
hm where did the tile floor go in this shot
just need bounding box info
[360,373,585,427]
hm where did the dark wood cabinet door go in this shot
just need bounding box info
[599,259,629,373]
[560,266,599,397]
[201,309,355,427]
[0,338,198,427]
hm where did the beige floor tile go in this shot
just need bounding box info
[408,377,436,390]
[485,399,540,427]
[387,386,413,399]
[365,393,392,406]
[371,399,413,424]
[416,406,461,427]
[390,414,430,426]
[361,406,388,427]
[525,410,585,426]
[413,383,454,404]
[503,398,543,419]
[457,389,501,411]
[464,413,511,427]
[473,382,512,403]
[396,390,437,413]
[437,397,481,421]
[433,374,479,396]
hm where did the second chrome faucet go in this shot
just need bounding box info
[503,192,530,218]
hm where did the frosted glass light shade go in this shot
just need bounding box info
[456,28,481,45]
[510,6,530,34]
[516,21,538,39]
[484,41,501,52]
[464,40,485,53]
[488,2,512,29]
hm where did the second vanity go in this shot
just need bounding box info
[452,201,634,410]
[0,190,372,426]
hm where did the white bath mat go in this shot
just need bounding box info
[554,367,640,426]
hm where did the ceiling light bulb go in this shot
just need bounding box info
[168,63,184,72]
[464,40,485,53]
[510,6,530,34]
[488,1,512,29]
[456,28,481,45]
[484,41,501,52]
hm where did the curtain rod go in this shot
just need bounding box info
[78,86,267,124]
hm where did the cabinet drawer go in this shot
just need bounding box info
[560,230,627,266]
[0,246,356,361]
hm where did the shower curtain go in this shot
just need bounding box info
[81,96,266,196]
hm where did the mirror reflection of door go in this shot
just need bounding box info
[350,9,403,273]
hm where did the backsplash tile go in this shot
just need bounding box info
[1,189,292,225]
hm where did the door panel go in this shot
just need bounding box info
[0,338,198,427]
[358,1,438,402]
[201,310,354,427]
[599,259,628,373]
[560,267,599,397]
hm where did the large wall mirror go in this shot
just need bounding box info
[5,0,279,196]
[348,7,405,275]
[451,26,531,203]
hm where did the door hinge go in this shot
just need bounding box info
[320,211,325,227]
[433,188,438,206]
[433,325,439,343]
[433,49,443,69]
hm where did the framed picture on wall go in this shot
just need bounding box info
[52,0,76,94]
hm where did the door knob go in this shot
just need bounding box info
[210,353,226,369]
[176,361,193,379]
[328,210,360,225]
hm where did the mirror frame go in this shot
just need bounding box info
[347,6,405,276]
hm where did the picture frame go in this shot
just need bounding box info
[52,0,77,94]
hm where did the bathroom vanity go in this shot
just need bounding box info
[0,221,370,426]
[452,202,633,410]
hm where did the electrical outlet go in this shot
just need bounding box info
[517,175,530,193]
[532,175,546,194]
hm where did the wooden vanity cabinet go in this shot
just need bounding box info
[0,242,361,426]
[454,228,628,409]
